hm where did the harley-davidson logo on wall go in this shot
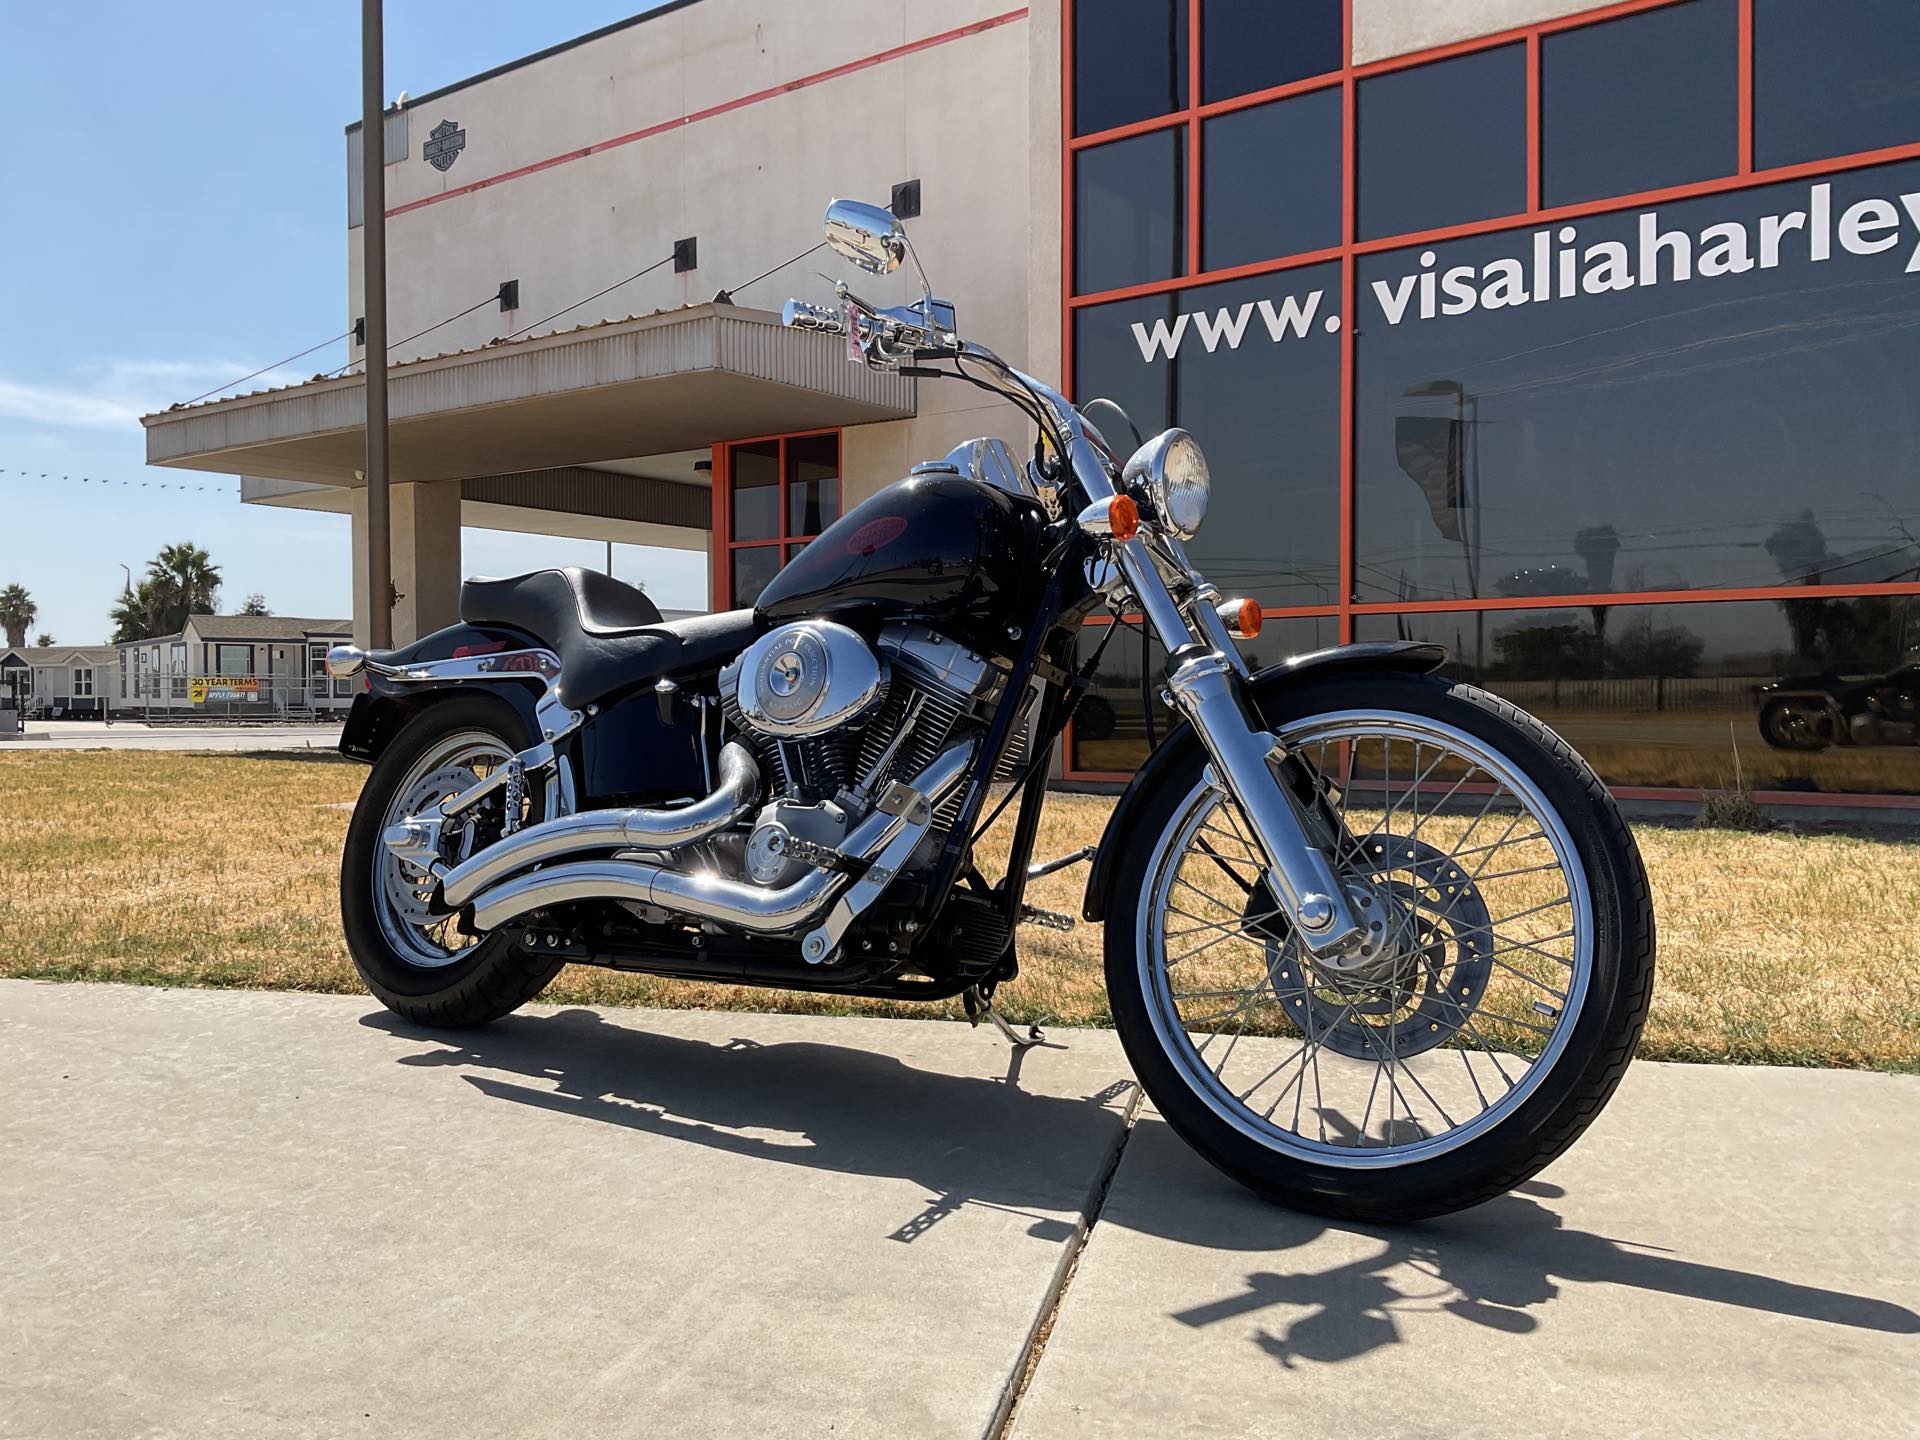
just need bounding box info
[423,119,466,172]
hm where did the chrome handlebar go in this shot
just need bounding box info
[780,298,846,335]
[781,297,950,361]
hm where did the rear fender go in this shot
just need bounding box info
[1079,641,1445,922]
[337,621,545,764]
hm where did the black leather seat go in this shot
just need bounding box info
[459,568,762,709]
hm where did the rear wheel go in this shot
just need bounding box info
[1104,672,1655,1222]
[340,692,564,1027]
[1759,698,1832,751]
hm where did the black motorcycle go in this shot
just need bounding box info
[1756,652,1920,751]
[330,199,1655,1221]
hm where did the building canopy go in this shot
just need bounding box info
[140,304,914,487]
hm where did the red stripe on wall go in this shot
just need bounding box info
[386,8,1030,219]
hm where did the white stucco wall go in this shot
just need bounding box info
[1353,0,1612,63]
[349,0,1038,509]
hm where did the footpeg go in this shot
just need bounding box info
[1018,903,1075,932]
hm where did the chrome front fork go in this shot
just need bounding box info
[1159,647,1364,955]
[1097,483,1367,957]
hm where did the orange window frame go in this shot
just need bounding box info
[710,426,843,611]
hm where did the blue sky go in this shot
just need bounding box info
[0,1,703,645]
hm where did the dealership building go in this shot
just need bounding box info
[141,0,1920,804]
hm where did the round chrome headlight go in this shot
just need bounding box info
[1122,428,1211,540]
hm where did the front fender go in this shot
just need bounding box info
[1079,641,1445,922]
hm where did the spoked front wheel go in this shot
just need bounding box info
[1105,672,1655,1221]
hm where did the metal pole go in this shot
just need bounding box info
[361,0,393,648]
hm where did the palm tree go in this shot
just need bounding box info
[33,633,54,647]
[110,582,163,645]
[0,583,35,649]
[138,542,222,637]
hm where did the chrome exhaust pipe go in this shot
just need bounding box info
[469,857,847,935]
[437,741,760,910]
[465,739,975,937]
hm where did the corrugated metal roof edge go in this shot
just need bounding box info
[142,300,776,425]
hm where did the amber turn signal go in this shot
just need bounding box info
[1075,493,1141,543]
[1216,597,1262,639]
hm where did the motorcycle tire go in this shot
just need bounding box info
[339,691,565,1027]
[1104,670,1656,1222]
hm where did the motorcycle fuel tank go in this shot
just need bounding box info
[755,473,1047,653]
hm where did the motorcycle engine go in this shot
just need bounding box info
[718,620,1023,886]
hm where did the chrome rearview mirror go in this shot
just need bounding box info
[824,199,906,276]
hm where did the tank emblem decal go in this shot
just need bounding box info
[844,515,909,557]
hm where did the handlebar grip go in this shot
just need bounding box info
[781,298,846,335]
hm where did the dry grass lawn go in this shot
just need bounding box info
[2,749,1916,1069]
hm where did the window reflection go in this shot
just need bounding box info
[1203,89,1342,269]
[1070,615,1338,773]
[1358,44,1527,240]
[785,433,839,537]
[1755,0,1920,170]
[730,546,783,609]
[728,440,780,542]
[1074,265,1344,608]
[1357,598,1920,793]
[1075,130,1185,294]
[1201,0,1342,104]
[1542,0,1737,207]
[1355,161,1920,604]
[1074,0,1186,136]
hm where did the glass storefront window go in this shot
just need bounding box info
[1073,0,1186,136]
[785,432,839,538]
[1073,264,1344,609]
[722,432,840,608]
[1356,598,1920,794]
[1354,160,1920,605]
[1755,0,1920,170]
[1069,614,1339,773]
[1074,129,1185,294]
[1202,88,1342,270]
[1201,0,1342,105]
[1542,0,1737,208]
[730,546,783,607]
[1358,44,1527,241]
[728,440,780,542]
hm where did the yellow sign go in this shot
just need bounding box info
[190,676,260,704]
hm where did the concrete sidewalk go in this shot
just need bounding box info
[0,720,343,752]
[2,981,1914,1438]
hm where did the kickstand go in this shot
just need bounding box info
[964,985,1059,1050]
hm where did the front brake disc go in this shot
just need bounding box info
[1253,835,1494,1059]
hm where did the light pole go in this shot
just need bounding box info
[361,0,393,648]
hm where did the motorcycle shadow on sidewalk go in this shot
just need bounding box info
[1111,1118,1920,1370]
[359,1006,1918,1366]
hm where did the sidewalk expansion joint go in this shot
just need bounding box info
[986,1080,1143,1440]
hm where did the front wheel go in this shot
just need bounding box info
[1105,672,1655,1222]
